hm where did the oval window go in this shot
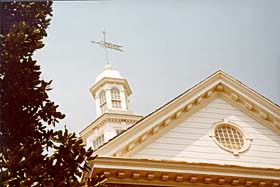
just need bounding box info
[210,121,251,155]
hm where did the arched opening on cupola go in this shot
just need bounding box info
[111,87,121,109]
[99,90,107,114]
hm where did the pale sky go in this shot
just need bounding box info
[34,0,280,134]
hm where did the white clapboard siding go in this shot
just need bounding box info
[132,98,280,168]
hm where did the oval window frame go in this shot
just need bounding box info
[210,120,252,156]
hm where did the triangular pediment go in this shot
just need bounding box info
[94,71,280,168]
[131,97,280,168]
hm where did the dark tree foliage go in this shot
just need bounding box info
[0,2,105,186]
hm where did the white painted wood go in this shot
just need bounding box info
[131,98,280,168]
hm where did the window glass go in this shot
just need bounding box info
[214,125,244,150]
[99,90,107,113]
[211,121,251,155]
[111,88,121,109]
[93,134,105,149]
[116,129,124,135]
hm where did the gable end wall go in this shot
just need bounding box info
[132,98,280,168]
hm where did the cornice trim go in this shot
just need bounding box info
[79,113,142,138]
[88,157,280,186]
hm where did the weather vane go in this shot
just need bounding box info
[91,31,123,64]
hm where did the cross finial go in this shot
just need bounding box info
[91,31,123,65]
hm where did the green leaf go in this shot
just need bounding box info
[31,181,39,187]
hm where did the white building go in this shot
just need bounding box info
[80,65,280,187]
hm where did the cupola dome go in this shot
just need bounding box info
[95,64,122,83]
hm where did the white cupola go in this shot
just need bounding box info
[80,32,142,150]
[90,64,132,117]
[81,64,142,150]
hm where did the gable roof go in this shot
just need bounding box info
[93,70,280,156]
